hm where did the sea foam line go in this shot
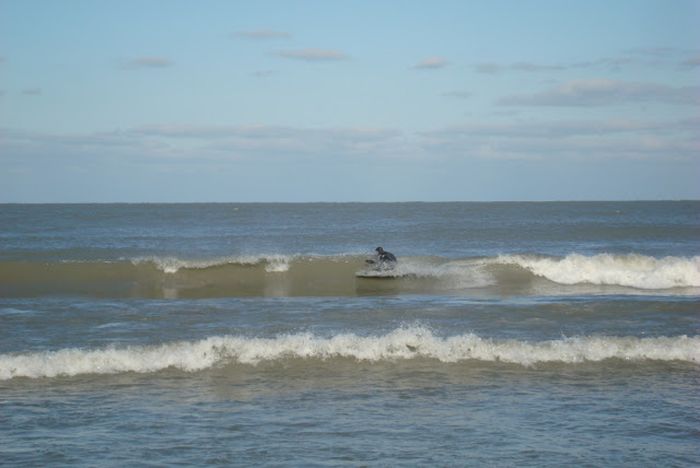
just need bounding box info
[1,327,698,380]
[129,254,294,273]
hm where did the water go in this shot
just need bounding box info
[1,202,699,466]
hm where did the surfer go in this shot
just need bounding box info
[366,246,397,270]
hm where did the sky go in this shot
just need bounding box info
[1,0,699,202]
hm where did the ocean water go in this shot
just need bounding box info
[1,202,699,466]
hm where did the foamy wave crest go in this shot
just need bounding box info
[356,258,494,289]
[130,255,293,274]
[495,253,700,289]
[2,327,698,379]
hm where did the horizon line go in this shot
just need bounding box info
[1,199,698,205]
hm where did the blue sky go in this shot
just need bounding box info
[1,0,698,202]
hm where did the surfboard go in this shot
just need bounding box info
[355,267,402,278]
[357,259,399,278]
[356,273,401,279]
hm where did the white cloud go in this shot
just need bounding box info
[275,49,348,62]
[413,57,449,69]
[2,117,697,166]
[420,117,700,161]
[425,118,696,139]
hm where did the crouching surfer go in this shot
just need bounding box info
[366,246,397,270]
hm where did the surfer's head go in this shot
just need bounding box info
[375,247,384,253]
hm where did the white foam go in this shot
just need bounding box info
[357,258,494,289]
[495,253,700,289]
[264,256,291,273]
[130,255,293,274]
[2,327,697,380]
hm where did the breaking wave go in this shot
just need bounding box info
[356,253,700,290]
[2,327,698,380]
[1,253,698,298]
[493,253,700,289]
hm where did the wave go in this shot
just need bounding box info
[1,253,698,298]
[130,254,294,273]
[2,327,698,380]
[352,253,700,291]
[493,253,700,290]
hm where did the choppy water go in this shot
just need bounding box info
[1,202,699,466]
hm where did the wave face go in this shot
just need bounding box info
[130,254,294,274]
[2,326,698,380]
[1,253,698,298]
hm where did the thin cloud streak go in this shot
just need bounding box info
[121,57,174,69]
[680,55,700,69]
[233,30,291,40]
[498,79,700,107]
[475,62,567,73]
[413,57,449,69]
[472,49,699,74]
[252,69,277,78]
[2,117,697,165]
[275,49,348,62]
[421,118,700,161]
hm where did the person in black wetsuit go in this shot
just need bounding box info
[366,246,397,269]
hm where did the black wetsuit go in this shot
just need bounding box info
[371,248,397,269]
[378,250,396,263]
